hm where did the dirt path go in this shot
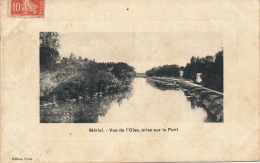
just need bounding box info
[147,76,223,96]
[180,79,223,96]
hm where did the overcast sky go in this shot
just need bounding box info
[58,32,222,73]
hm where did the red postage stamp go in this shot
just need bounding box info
[10,0,44,17]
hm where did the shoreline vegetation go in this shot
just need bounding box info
[145,50,223,92]
[40,60,135,105]
[40,32,135,106]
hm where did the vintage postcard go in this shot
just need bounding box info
[1,0,259,162]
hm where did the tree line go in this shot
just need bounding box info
[40,32,135,102]
[146,65,180,77]
[145,50,223,92]
[183,50,223,92]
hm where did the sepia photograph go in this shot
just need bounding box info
[40,32,223,123]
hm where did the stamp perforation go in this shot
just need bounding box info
[8,0,45,18]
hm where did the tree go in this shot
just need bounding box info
[145,64,180,77]
[183,63,193,79]
[69,53,77,62]
[40,32,60,71]
[182,50,223,92]
[201,50,223,92]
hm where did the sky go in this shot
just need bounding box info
[58,32,222,73]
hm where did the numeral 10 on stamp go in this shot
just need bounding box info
[10,0,44,17]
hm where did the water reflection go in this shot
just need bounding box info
[146,78,180,91]
[186,96,205,110]
[146,79,198,111]
[146,79,223,122]
[40,86,133,123]
[41,78,222,123]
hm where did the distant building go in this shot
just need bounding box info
[196,73,202,83]
[180,70,183,78]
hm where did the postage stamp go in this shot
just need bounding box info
[9,0,44,17]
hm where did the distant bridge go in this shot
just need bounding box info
[135,73,146,78]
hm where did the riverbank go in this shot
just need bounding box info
[40,60,135,105]
[40,87,133,123]
[40,79,133,106]
[147,77,223,122]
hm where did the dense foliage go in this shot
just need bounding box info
[183,50,223,92]
[40,32,135,102]
[40,32,60,71]
[146,65,180,77]
[145,50,223,92]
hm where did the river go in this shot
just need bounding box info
[40,78,211,123]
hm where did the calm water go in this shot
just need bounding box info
[40,78,208,123]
